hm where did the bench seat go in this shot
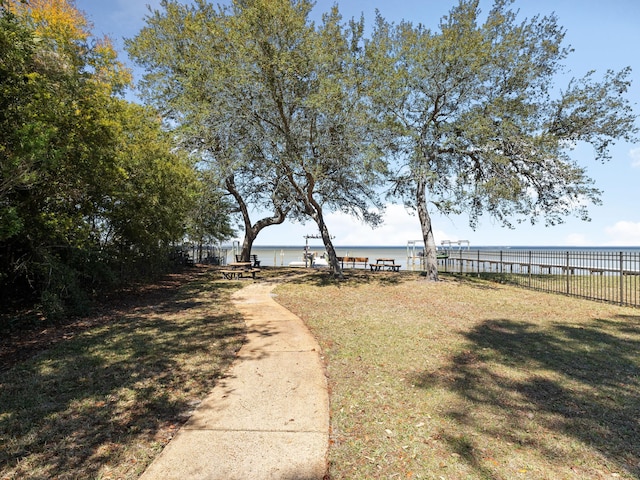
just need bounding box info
[234,254,261,267]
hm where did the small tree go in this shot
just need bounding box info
[187,170,236,261]
[237,2,386,276]
[105,102,198,268]
[366,0,637,280]
[127,0,293,263]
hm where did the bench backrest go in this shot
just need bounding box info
[339,256,368,263]
[236,254,259,261]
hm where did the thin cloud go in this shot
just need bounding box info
[604,221,640,245]
[324,203,454,246]
[630,148,640,168]
[564,233,592,246]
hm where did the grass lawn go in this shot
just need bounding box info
[274,271,640,480]
[2,268,638,479]
[0,267,246,480]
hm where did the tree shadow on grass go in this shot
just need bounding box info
[0,272,246,479]
[411,315,640,477]
[0,267,239,371]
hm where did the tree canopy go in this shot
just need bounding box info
[127,0,388,276]
[2,0,636,308]
[128,0,636,279]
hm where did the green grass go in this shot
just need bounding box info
[0,267,246,480]
[274,271,640,480]
[3,267,639,479]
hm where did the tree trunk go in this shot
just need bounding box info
[226,175,289,263]
[307,196,343,278]
[317,214,343,279]
[240,229,257,263]
[416,177,439,281]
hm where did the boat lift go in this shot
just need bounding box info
[303,234,322,267]
[407,239,469,270]
[406,240,424,271]
[288,234,332,268]
[441,239,470,250]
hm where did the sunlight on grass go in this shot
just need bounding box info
[275,271,640,480]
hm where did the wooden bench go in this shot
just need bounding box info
[235,254,261,267]
[337,256,369,269]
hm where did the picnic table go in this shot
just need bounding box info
[369,258,401,272]
[220,262,260,280]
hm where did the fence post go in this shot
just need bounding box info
[566,251,570,295]
[620,251,624,306]
[528,251,532,287]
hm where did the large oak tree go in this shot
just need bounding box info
[365,0,637,280]
[127,0,387,276]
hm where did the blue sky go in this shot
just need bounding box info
[75,0,640,247]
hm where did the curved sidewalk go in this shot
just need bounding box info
[140,280,330,480]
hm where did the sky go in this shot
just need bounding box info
[74,0,640,247]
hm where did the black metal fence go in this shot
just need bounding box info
[439,249,640,308]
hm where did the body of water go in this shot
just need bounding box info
[249,245,413,268]
[243,245,640,270]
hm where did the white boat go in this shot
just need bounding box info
[312,257,329,268]
[288,252,329,268]
[288,261,307,268]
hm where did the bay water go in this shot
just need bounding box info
[246,245,640,271]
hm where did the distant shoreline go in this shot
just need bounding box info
[241,245,640,269]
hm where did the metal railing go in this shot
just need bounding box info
[439,249,640,308]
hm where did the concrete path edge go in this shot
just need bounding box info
[139,279,330,480]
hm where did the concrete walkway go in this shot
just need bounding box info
[139,280,329,480]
